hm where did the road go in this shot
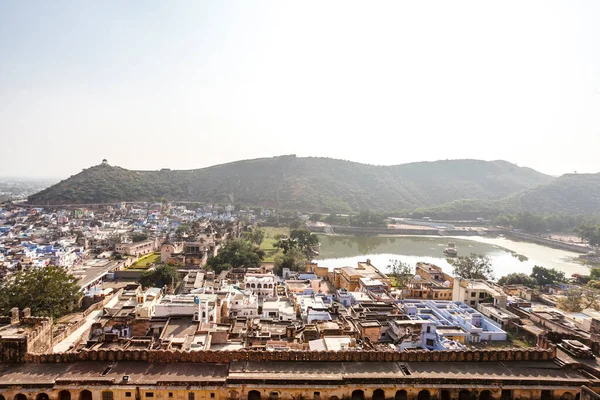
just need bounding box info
[53,294,120,353]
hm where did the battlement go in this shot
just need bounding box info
[25,346,556,364]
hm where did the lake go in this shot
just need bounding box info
[314,234,590,279]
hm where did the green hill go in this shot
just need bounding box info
[28,156,554,212]
[506,173,600,214]
[411,173,600,218]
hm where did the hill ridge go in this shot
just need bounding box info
[28,156,555,213]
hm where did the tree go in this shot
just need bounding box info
[530,265,565,288]
[497,273,537,288]
[575,223,600,246]
[175,224,190,240]
[274,247,307,276]
[275,228,319,259]
[290,228,319,252]
[309,214,322,223]
[557,289,584,312]
[590,268,600,280]
[206,238,263,273]
[139,264,181,289]
[131,232,149,243]
[0,266,82,319]
[350,209,386,227]
[248,228,265,247]
[449,253,494,280]
[388,259,413,298]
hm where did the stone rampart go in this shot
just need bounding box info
[25,347,555,364]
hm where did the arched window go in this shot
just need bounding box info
[458,390,474,400]
[418,391,431,400]
[440,390,451,400]
[394,391,407,400]
[80,390,93,400]
[248,391,261,400]
[15,395,28,400]
[351,391,364,400]
[479,391,492,400]
[459,390,473,400]
[37,394,50,400]
[257,284,262,289]
[560,393,574,400]
[59,391,71,400]
[373,389,385,400]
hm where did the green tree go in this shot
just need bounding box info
[139,264,181,289]
[248,228,265,246]
[449,253,494,280]
[206,238,263,273]
[590,268,600,281]
[175,224,190,239]
[309,213,322,222]
[131,232,149,243]
[290,228,319,252]
[530,265,565,288]
[575,223,600,246]
[388,259,413,298]
[350,209,386,227]
[274,247,307,276]
[497,273,537,288]
[0,266,82,319]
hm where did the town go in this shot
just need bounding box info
[1,201,600,399]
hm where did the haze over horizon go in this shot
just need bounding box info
[2,1,600,178]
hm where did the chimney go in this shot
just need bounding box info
[10,307,20,324]
[21,308,31,319]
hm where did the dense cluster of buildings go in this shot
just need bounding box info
[2,202,600,399]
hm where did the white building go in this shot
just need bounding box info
[452,278,507,308]
[227,291,259,318]
[154,294,218,323]
[262,297,296,321]
[244,273,276,297]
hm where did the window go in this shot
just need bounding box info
[102,392,114,400]
[169,393,173,398]
[210,394,215,399]
[470,301,476,306]
[471,292,476,297]
[426,339,434,347]
[479,292,485,299]
[426,326,431,333]
[145,393,154,398]
[125,394,132,398]
[188,393,195,400]
[314,392,321,399]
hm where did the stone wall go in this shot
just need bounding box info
[24,316,53,354]
[25,347,555,364]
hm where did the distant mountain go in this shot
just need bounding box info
[505,173,600,214]
[27,156,554,213]
[411,172,600,218]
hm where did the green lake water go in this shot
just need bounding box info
[315,235,589,279]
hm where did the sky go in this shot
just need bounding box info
[1,1,600,179]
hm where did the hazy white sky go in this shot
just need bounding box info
[1,1,599,178]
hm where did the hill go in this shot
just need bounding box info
[28,156,554,212]
[411,173,600,218]
[506,173,600,214]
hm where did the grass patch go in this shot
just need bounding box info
[260,227,289,262]
[129,252,161,269]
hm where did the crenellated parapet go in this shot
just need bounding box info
[24,346,556,364]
